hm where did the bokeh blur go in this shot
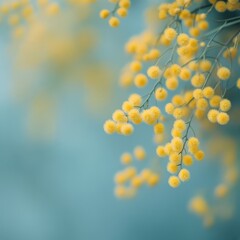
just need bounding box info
[0,0,240,240]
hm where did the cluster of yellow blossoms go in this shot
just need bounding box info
[114,146,160,198]
[104,0,239,192]
[99,0,131,27]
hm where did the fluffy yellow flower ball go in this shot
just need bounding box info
[117,7,128,17]
[128,109,142,124]
[121,123,134,135]
[165,103,175,114]
[173,119,186,131]
[183,155,193,166]
[130,61,142,72]
[128,94,142,106]
[109,17,120,27]
[147,66,161,79]
[194,150,205,161]
[217,67,231,80]
[147,173,160,187]
[156,145,166,157]
[131,176,143,188]
[207,109,219,123]
[178,168,190,182]
[134,73,148,87]
[164,27,177,40]
[99,9,110,19]
[167,162,178,174]
[104,120,116,134]
[134,146,146,160]
[188,137,199,153]
[168,176,180,188]
[177,33,189,46]
[203,86,214,99]
[155,87,168,101]
[217,112,230,125]
[154,123,165,134]
[121,152,132,164]
[171,137,184,152]
[112,110,127,122]
[219,99,231,112]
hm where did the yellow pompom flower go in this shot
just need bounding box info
[148,49,161,60]
[217,67,231,80]
[117,7,128,17]
[172,95,184,106]
[189,27,200,37]
[169,152,181,163]
[178,168,190,182]
[171,128,182,137]
[165,103,175,114]
[128,94,142,106]
[207,109,219,123]
[99,9,110,19]
[114,185,127,198]
[173,108,184,119]
[198,20,209,31]
[164,27,177,40]
[119,0,131,8]
[183,155,193,166]
[134,73,148,87]
[121,152,132,164]
[191,74,205,87]
[173,119,186,131]
[168,176,180,188]
[130,61,142,72]
[203,87,214,99]
[154,123,165,134]
[171,137,184,152]
[179,67,191,81]
[140,168,152,181]
[122,101,133,113]
[104,120,116,134]
[156,145,166,157]
[166,77,179,90]
[209,95,221,108]
[217,112,230,125]
[194,150,205,161]
[196,98,208,110]
[193,89,203,99]
[147,173,160,187]
[114,172,128,184]
[134,146,146,160]
[199,60,211,72]
[131,176,143,188]
[147,66,161,79]
[177,33,189,46]
[109,17,120,27]
[167,162,178,174]
[112,110,127,122]
[188,137,199,153]
[125,167,137,179]
[219,99,231,112]
[215,1,227,12]
[121,123,134,135]
[128,109,142,124]
[189,196,208,215]
[155,87,168,101]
